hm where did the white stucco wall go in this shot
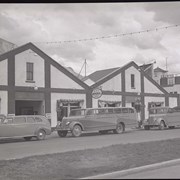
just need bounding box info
[169,97,178,108]
[144,96,165,119]
[51,93,86,127]
[15,50,45,87]
[101,74,121,91]
[92,95,122,108]
[144,77,163,94]
[125,66,141,92]
[164,85,180,93]
[0,91,8,115]
[51,65,83,89]
[0,59,7,85]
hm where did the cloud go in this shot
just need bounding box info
[1,2,180,75]
[144,2,180,24]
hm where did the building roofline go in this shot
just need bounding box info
[0,42,90,90]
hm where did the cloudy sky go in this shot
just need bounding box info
[1,2,180,76]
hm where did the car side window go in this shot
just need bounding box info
[14,117,26,124]
[122,108,129,113]
[114,108,122,114]
[27,117,35,123]
[86,109,94,115]
[35,117,42,122]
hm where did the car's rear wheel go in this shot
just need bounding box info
[24,137,32,141]
[159,121,166,130]
[113,123,125,134]
[36,129,46,140]
[57,130,68,137]
[72,125,82,137]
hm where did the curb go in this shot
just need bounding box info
[82,158,180,179]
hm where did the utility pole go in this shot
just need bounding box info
[85,59,87,77]
[166,57,168,71]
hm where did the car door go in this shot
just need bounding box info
[11,116,27,137]
[0,117,14,137]
[167,107,180,127]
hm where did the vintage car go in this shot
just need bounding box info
[0,115,51,140]
[143,106,180,130]
[56,107,138,137]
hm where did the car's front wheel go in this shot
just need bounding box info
[72,125,82,137]
[113,122,125,134]
[57,130,68,137]
[36,129,46,140]
[159,121,166,130]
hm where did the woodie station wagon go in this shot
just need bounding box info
[144,106,180,130]
[0,115,51,141]
[56,107,138,137]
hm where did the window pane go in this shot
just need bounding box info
[35,117,42,122]
[27,117,35,123]
[26,63,33,80]
[14,117,26,123]
[131,74,135,88]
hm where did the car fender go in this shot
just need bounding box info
[68,121,84,131]
[34,126,50,136]
[156,118,167,125]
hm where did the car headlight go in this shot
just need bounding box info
[66,121,70,126]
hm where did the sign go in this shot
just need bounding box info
[92,88,102,99]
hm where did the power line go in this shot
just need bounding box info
[33,24,180,45]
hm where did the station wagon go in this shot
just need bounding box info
[56,107,138,137]
[0,115,51,141]
[143,106,180,130]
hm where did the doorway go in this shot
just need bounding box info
[15,100,44,115]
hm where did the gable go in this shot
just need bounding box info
[51,65,84,89]
[15,49,45,87]
[0,59,7,85]
[144,76,164,94]
[101,73,121,91]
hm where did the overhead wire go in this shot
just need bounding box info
[32,24,180,45]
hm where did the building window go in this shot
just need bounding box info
[167,77,175,85]
[131,74,135,89]
[26,62,34,81]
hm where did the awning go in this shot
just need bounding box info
[57,99,84,103]
[98,99,121,104]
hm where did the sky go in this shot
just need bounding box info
[1,2,180,76]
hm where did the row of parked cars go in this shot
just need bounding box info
[0,106,180,141]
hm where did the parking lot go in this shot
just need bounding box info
[0,127,180,160]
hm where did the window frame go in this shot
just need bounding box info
[26,62,34,81]
[131,74,135,89]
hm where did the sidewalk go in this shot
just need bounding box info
[82,158,180,179]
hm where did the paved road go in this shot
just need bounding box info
[120,163,180,179]
[84,159,180,179]
[0,128,180,160]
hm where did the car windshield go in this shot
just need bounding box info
[69,109,85,116]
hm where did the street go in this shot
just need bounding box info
[0,127,180,160]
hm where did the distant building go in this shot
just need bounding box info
[160,74,180,94]
[83,61,178,120]
[153,67,168,84]
[0,38,17,54]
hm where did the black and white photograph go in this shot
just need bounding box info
[0,1,180,179]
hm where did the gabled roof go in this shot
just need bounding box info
[0,42,89,90]
[139,63,153,71]
[154,67,168,73]
[91,61,168,95]
[83,67,120,82]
